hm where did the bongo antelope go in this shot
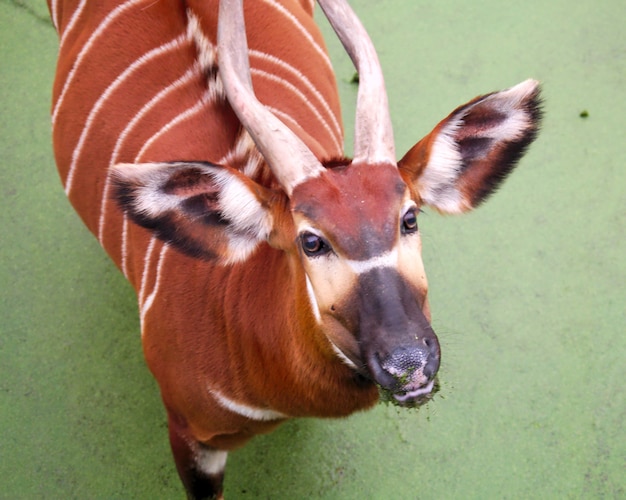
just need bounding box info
[48,0,541,497]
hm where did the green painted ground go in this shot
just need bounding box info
[1,0,624,498]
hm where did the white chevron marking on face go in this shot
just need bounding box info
[346,248,398,274]
[305,276,322,323]
[328,339,358,369]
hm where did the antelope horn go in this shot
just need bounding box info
[217,0,324,196]
[318,0,396,167]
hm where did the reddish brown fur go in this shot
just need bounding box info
[48,0,376,452]
[48,1,541,497]
[293,164,407,259]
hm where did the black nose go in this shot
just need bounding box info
[369,340,440,392]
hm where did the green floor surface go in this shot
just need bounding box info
[1,0,624,498]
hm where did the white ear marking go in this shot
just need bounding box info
[113,162,185,217]
[420,123,464,213]
[209,169,273,264]
[211,169,273,238]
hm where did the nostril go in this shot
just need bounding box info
[422,361,436,380]
[366,354,398,390]
[422,336,440,356]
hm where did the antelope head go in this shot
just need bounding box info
[112,0,541,404]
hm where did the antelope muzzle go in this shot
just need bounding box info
[357,268,441,404]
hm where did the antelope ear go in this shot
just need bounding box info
[111,162,275,264]
[398,79,542,214]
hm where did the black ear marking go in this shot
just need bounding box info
[399,79,543,214]
[110,161,275,263]
[462,86,543,207]
[458,137,495,169]
[181,194,227,225]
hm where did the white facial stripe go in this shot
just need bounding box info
[346,248,398,274]
[328,338,358,370]
[210,389,287,421]
[305,276,322,322]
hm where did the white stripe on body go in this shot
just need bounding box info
[250,50,342,148]
[99,65,200,249]
[265,106,320,147]
[137,236,157,308]
[119,75,210,277]
[90,1,343,324]
[251,68,342,153]
[50,0,60,31]
[118,83,216,296]
[64,35,187,196]
[52,0,143,127]
[139,242,168,329]
[134,89,215,167]
[210,389,288,421]
[119,91,212,279]
[56,0,87,48]
[261,0,334,75]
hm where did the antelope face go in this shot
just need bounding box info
[292,163,440,404]
[210,0,540,406]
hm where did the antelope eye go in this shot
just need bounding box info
[401,209,418,234]
[300,232,330,257]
